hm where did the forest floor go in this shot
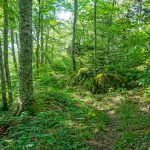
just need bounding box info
[74,88,150,150]
[74,94,119,149]
[86,110,118,150]
[0,85,150,150]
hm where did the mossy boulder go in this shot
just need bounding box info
[92,73,127,93]
[70,67,92,86]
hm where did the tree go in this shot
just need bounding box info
[11,29,18,71]
[15,32,19,56]
[0,37,8,111]
[72,0,77,71]
[40,0,44,64]
[16,0,35,114]
[3,0,13,102]
[93,0,97,75]
[36,0,41,76]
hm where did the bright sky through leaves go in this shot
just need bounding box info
[58,11,72,20]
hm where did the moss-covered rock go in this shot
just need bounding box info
[92,73,127,93]
[70,69,128,93]
[70,67,92,86]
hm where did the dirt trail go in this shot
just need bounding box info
[100,110,118,150]
[75,94,120,150]
[87,110,119,150]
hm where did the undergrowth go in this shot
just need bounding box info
[115,101,150,150]
[0,84,109,150]
[0,63,150,150]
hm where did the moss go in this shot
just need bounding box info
[70,70,127,93]
[70,67,92,86]
[92,73,127,93]
[77,67,91,80]
[92,74,107,93]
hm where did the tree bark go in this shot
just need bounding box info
[138,0,142,23]
[40,5,44,65]
[16,0,35,115]
[72,0,77,71]
[94,0,97,75]
[0,38,8,111]
[45,29,49,64]
[3,0,13,102]
[15,32,19,57]
[36,0,41,76]
[11,29,18,71]
[105,0,115,66]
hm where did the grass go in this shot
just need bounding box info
[115,100,150,150]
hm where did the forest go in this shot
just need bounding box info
[0,0,150,149]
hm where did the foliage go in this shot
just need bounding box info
[0,0,150,149]
[0,86,109,150]
[115,101,150,150]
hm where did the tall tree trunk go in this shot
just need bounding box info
[3,0,13,102]
[45,29,49,64]
[138,0,142,24]
[40,11,44,64]
[105,0,115,63]
[51,30,54,62]
[36,0,41,76]
[94,0,97,75]
[51,11,55,62]
[16,0,35,114]
[16,32,19,57]
[11,29,18,71]
[72,0,77,71]
[0,38,8,111]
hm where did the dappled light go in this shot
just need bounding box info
[0,0,150,149]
